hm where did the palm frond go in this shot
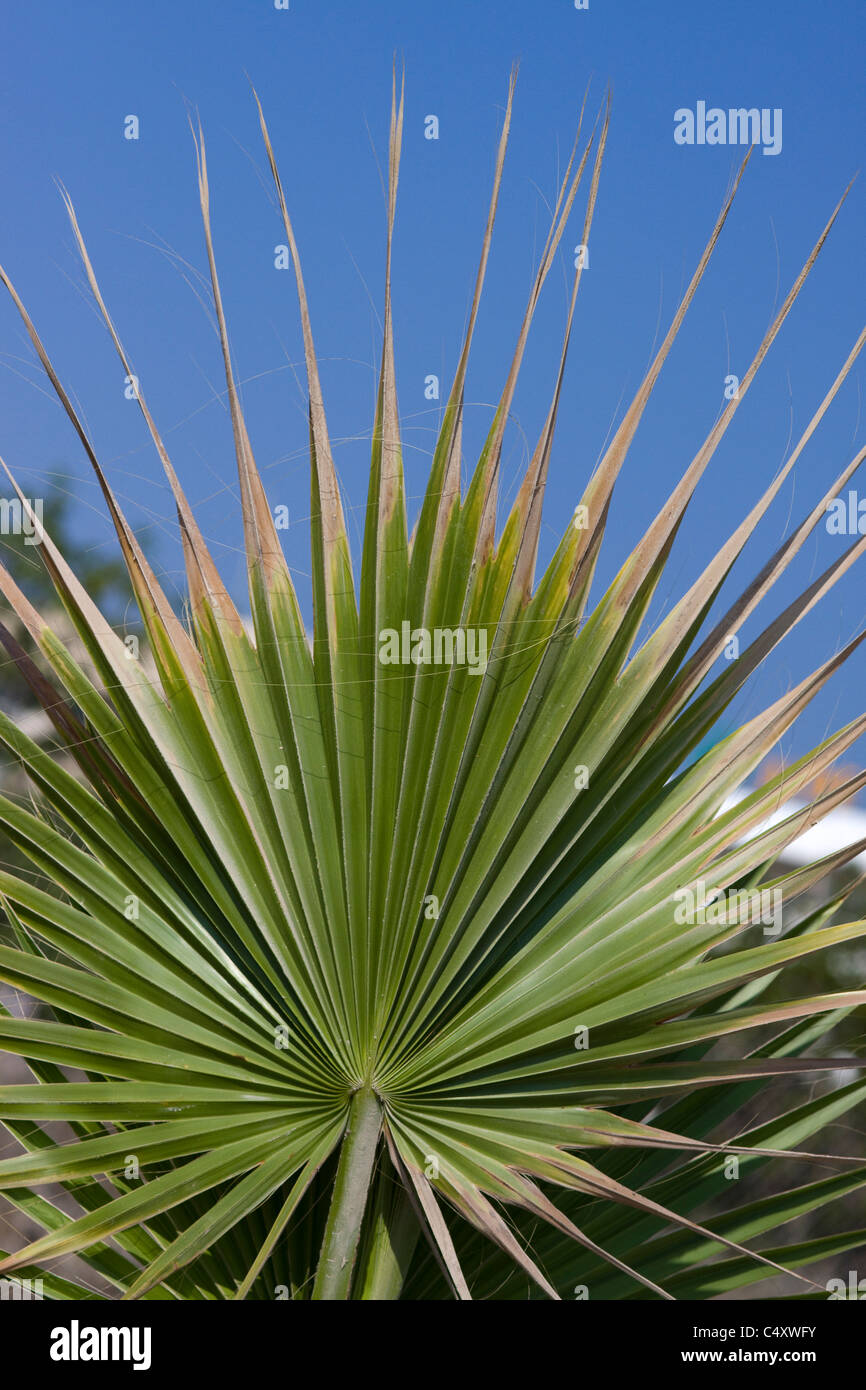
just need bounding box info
[0,72,863,1300]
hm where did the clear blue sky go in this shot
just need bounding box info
[0,0,864,767]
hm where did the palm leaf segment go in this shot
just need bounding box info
[0,71,864,1299]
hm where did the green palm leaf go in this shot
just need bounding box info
[0,71,863,1300]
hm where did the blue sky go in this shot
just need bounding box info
[0,0,864,767]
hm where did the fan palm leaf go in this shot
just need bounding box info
[0,70,864,1300]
